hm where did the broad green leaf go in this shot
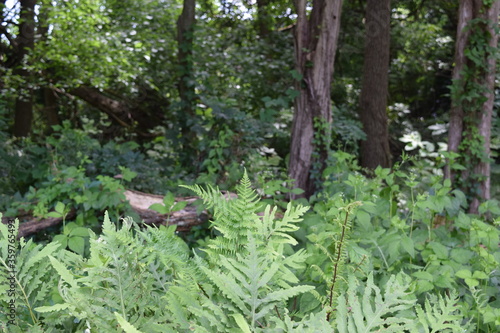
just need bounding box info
[356,210,371,230]
[68,237,85,255]
[464,278,479,287]
[55,202,66,214]
[455,269,472,279]
[472,271,488,279]
[163,192,176,207]
[53,234,68,248]
[171,201,188,212]
[148,203,168,214]
[413,271,433,281]
[401,235,415,258]
[47,211,62,218]
[69,227,89,237]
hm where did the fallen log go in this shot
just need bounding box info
[1,189,209,238]
[123,189,209,231]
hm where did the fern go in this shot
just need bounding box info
[183,173,317,331]
[335,272,416,332]
[0,214,79,331]
[415,291,473,332]
[38,212,196,332]
[307,199,362,320]
[181,170,262,257]
[0,174,478,333]
[195,234,313,330]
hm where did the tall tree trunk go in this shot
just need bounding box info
[358,0,391,170]
[177,0,196,135]
[289,0,343,197]
[256,0,271,38]
[445,0,499,214]
[38,1,59,133]
[13,0,36,137]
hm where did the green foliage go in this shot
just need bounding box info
[0,217,81,331]
[304,151,500,332]
[336,273,416,332]
[3,172,497,332]
[149,191,188,223]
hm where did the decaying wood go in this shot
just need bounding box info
[1,189,210,238]
[123,189,209,231]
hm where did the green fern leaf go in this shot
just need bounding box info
[115,312,144,333]
[335,272,416,332]
[415,291,471,332]
[34,303,71,313]
[49,255,77,287]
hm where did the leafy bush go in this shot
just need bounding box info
[2,172,495,332]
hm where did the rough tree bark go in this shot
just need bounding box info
[445,0,499,214]
[13,0,36,137]
[289,0,343,197]
[358,0,392,170]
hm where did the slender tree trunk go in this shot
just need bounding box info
[289,0,343,197]
[358,0,391,170]
[38,1,59,133]
[256,0,271,38]
[177,0,196,134]
[446,0,500,214]
[13,0,36,137]
[445,0,474,181]
[43,87,59,130]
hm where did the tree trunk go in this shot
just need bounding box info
[177,0,196,133]
[256,0,272,38]
[43,87,59,131]
[358,0,391,170]
[289,0,343,197]
[445,0,500,214]
[12,0,36,137]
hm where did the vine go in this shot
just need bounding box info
[449,2,499,205]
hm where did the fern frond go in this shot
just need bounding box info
[183,171,262,258]
[335,272,416,332]
[0,214,79,330]
[270,308,332,332]
[45,212,195,332]
[416,291,473,332]
[259,202,309,247]
[199,233,314,330]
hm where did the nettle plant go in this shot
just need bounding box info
[0,172,487,332]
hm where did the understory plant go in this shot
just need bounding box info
[0,172,495,332]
